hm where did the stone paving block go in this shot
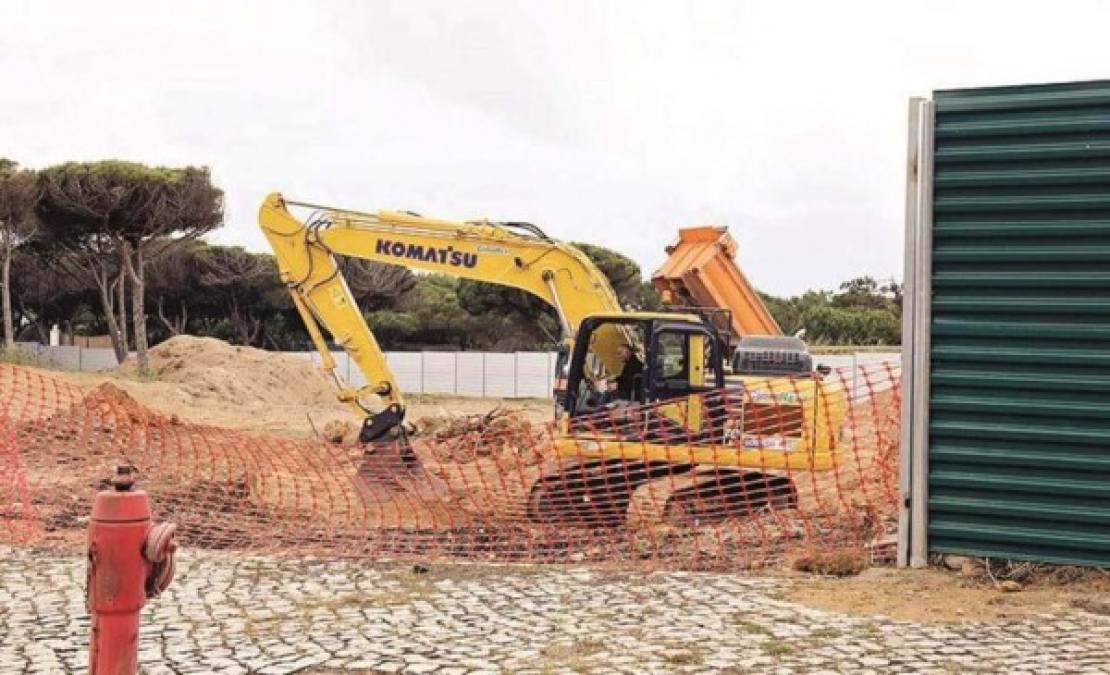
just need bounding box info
[3,547,1110,674]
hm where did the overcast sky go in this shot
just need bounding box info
[4,1,1110,295]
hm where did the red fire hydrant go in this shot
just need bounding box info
[87,463,177,675]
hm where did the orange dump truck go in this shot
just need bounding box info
[651,226,782,343]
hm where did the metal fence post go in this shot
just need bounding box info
[898,97,922,568]
[898,96,936,569]
[909,98,936,569]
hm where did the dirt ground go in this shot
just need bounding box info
[783,565,1110,623]
[44,367,550,437]
[30,336,551,438]
[9,337,1107,624]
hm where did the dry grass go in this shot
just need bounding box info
[807,626,843,640]
[762,639,794,657]
[660,643,707,666]
[730,616,773,635]
[539,637,606,673]
[938,554,1110,587]
[792,547,869,577]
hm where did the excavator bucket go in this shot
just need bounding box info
[352,410,449,504]
[353,438,449,503]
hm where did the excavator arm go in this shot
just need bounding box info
[258,192,623,436]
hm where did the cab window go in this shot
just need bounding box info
[655,332,687,380]
[652,329,718,393]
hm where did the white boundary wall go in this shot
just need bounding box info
[14,342,896,400]
[15,343,561,399]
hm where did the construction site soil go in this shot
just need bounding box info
[55,336,551,436]
[784,565,1110,623]
[7,336,1097,622]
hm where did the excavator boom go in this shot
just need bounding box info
[258,192,623,431]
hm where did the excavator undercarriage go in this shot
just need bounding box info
[526,458,798,528]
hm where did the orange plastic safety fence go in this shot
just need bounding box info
[1,362,900,570]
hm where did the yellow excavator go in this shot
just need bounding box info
[259,193,846,526]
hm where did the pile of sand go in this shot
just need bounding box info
[118,336,343,410]
[19,337,548,439]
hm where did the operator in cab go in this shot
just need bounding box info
[607,343,643,401]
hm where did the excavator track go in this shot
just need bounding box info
[526,459,797,529]
[526,458,688,527]
[627,467,797,528]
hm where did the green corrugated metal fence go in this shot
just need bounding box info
[928,79,1110,567]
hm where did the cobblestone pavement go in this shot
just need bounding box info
[2,547,1109,674]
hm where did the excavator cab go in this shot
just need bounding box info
[563,314,725,422]
[532,313,804,526]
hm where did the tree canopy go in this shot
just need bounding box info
[760,276,901,345]
[7,156,902,354]
[34,161,224,370]
[8,232,903,353]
